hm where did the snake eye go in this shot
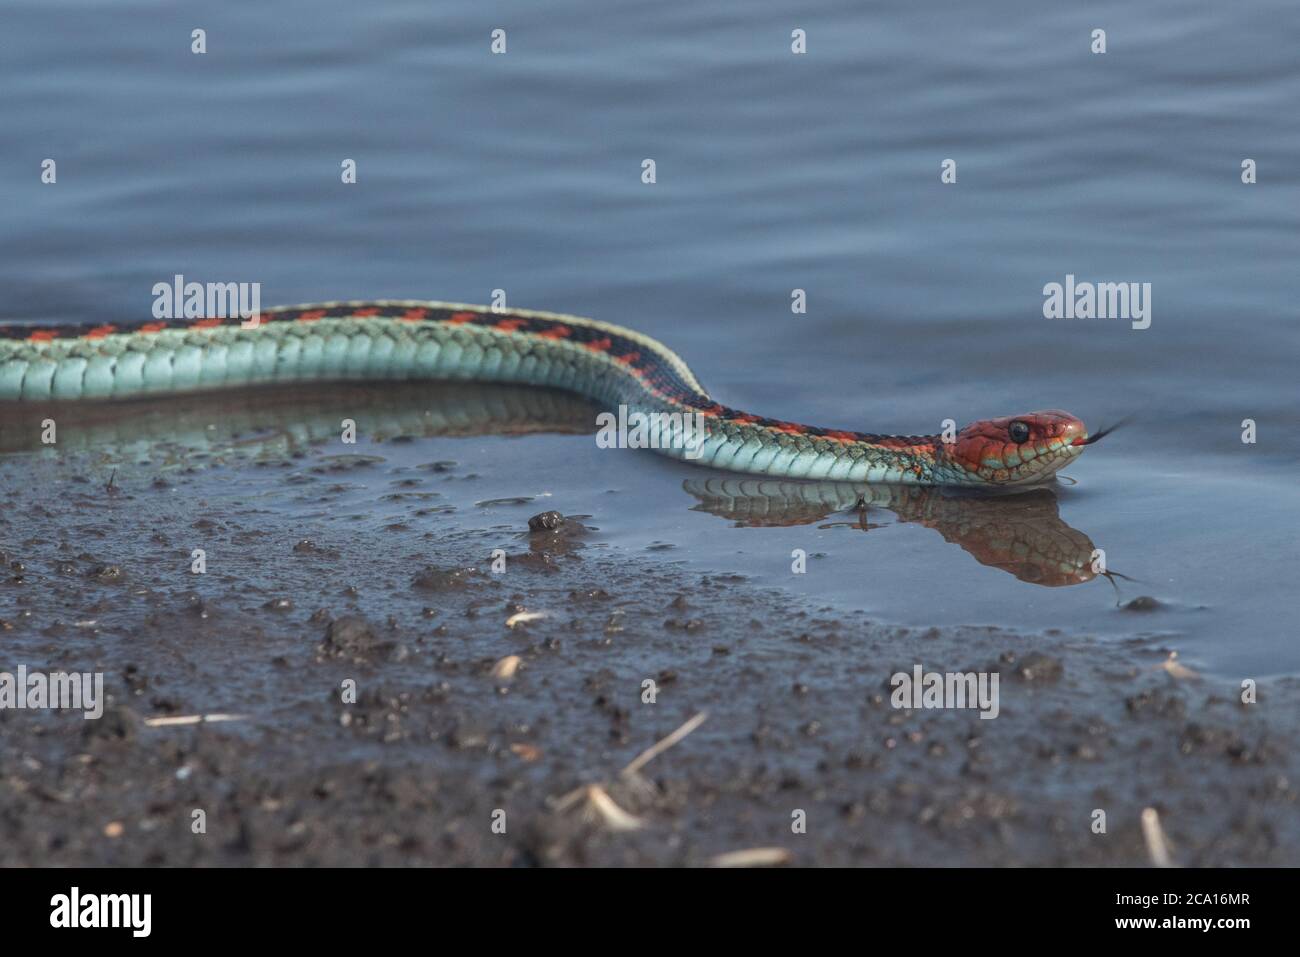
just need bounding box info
[1008,420,1031,444]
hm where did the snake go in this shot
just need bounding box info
[0,300,1095,486]
[0,378,1100,587]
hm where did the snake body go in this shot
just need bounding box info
[0,301,1089,486]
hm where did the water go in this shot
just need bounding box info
[1,1,1297,677]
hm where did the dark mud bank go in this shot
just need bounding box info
[0,423,1296,866]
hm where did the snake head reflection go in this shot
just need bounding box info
[683,478,1099,588]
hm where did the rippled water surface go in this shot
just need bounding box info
[2,1,1297,677]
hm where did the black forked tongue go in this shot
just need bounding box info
[1078,415,1135,446]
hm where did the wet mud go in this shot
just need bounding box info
[0,386,1295,866]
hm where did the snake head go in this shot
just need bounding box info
[946,410,1088,486]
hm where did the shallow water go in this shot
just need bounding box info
[1,1,1297,677]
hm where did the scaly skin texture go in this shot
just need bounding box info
[0,301,1090,486]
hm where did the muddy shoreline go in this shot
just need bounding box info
[1,413,1296,867]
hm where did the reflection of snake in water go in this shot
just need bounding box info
[0,301,1107,486]
[682,478,1100,588]
[0,382,598,455]
[0,381,1103,588]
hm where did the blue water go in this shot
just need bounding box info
[1,1,1297,676]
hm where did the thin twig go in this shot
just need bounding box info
[144,713,247,728]
[490,655,522,679]
[1141,807,1175,868]
[549,710,709,811]
[620,710,708,778]
[709,847,792,868]
[581,785,644,831]
[505,611,548,629]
